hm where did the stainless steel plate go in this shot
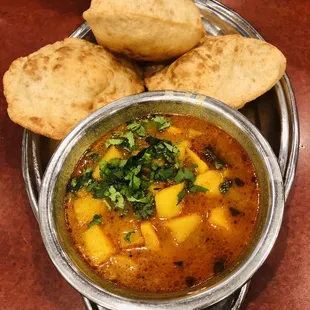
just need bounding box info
[21,0,299,309]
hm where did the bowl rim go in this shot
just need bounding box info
[39,91,284,310]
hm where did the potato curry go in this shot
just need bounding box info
[64,115,260,293]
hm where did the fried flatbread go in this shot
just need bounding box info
[145,35,286,109]
[83,0,205,61]
[3,38,144,140]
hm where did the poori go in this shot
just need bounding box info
[83,0,205,61]
[3,38,144,140]
[145,35,286,109]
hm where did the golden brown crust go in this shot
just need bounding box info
[145,35,287,109]
[3,38,144,140]
[83,0,205,61]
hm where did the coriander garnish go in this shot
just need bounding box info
[88,214,102,228]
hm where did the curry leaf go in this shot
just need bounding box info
[219,180,233,194]
[203,146,226,170]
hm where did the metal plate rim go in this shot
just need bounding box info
[21,0,299,309]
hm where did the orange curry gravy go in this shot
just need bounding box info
[64,115,259,293]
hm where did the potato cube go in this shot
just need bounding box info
[167,126,183,135]
[102,145,123,162]
[185,148,209,174]
[82,225,115,265]
[120,229,144,248]
[177,140,191,162]
[93,146,123,179]
[111,255,137,271]
[74,196,106,225]
[165,214,202,243]
[140,221,160,251]
[188,128,203,139]
[105,255,138,281]
[76,188,88,198]
[194,170,224,195]
[208,207,230,230]
[155,183,184,219]
[222,169,231,179]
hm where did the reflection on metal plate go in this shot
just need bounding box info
[22,0,299,309]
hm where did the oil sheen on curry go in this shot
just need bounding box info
[65,115,260,293]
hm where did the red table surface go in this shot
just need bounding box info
[0,0,309,309]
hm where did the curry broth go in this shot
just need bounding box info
[65,115,259,293]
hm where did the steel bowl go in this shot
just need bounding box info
[39,91,284,310]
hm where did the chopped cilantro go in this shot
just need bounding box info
[145,136,179,164]
[71,178,77,187]
[128,195,155,219]
[85,149,101,162]
[105,138,124,148]
[175,168,196,183]
[88,214,102,228]
[122,131,135,150]
[106,131,136,152]
[89,136,180,219]
[177,189,187,204]
[127,120,147,137]
[189,185,209,193]
[154,167,175,181]
[215,162,225,170]
[152,116,171,131]
[145,136,160,145]
[68,167,93,192]
[124,231,135,244]
[68,117,211,220]
[126,116,170,137]
[219,180,233,194]
[102,198,112,210]
[108,186,125,210]
[176,169,208,203]
[125,165,142,189]
[177,183,208,204]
